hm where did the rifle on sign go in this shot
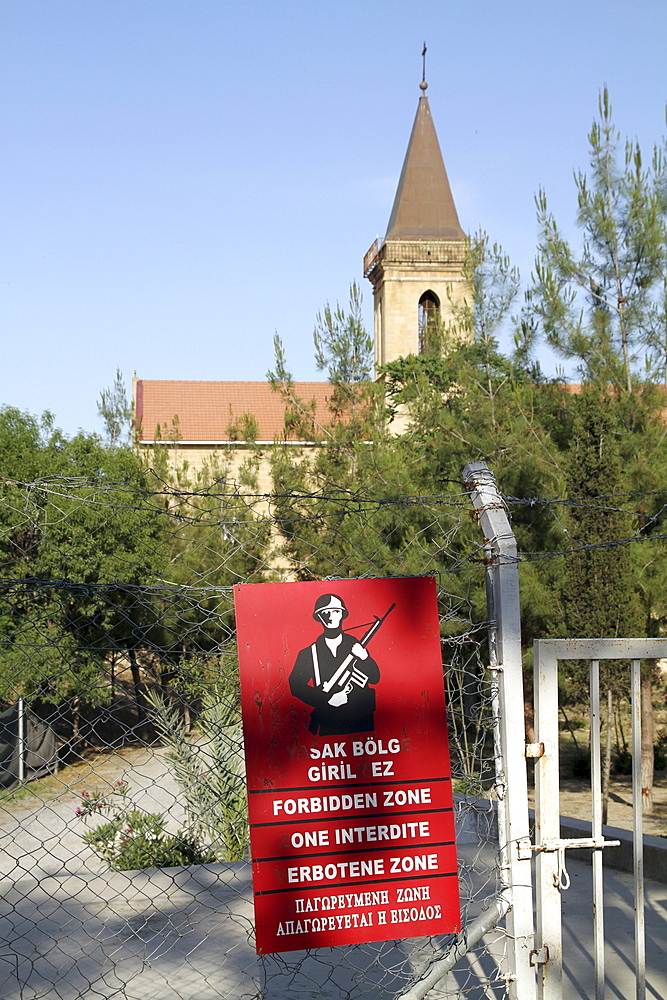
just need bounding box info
[321,603,396,694]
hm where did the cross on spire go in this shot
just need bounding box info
[420,42,428,92]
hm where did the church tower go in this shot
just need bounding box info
[364,77,468,368]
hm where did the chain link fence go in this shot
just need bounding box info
[0,474,509,1000]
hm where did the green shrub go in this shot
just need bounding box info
[75,780,216,871]
[610,738,667,775]
[146,688,249,861]
[82,810,216,870]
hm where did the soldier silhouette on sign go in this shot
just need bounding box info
[289,594,394,736]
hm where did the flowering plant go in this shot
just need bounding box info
[75,780,129,820]
[75,780,216,871]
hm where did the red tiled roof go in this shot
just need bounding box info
[135,380,334,443]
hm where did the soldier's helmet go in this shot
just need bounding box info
[313,593,349,621]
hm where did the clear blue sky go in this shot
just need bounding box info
[2,0,666,437]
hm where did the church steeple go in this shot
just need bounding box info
[364,72,469,369]
[385,87,465,242]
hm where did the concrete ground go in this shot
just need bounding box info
[0,853,664,997]
[0,752,664,999]
[560,859,666,1000]
[0,746,185,883]
[0,856,664,999]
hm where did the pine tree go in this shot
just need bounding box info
[529,90,667,811]
[531,88,666,393]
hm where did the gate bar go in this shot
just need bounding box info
[631,659,646,1000]
[18,696,26,783]
[534,639,664,1000]
[589,660,605,1000]
[534,640,562,1000]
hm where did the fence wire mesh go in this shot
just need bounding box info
[0,475,508,1000]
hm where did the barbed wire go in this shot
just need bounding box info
[3,476,667,575]
[518,529,667,562]
[506,490,667,511]
[5,473,667,513]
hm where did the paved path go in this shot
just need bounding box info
[0,756,664,999]
[0,853,664,1000]
[560,858,667,1000]
[0,746,186,881]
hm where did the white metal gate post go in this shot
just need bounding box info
[631,658,646,1000]
[533,638,666,1000]
[532,640,562,1000]
[463,462,536,1000]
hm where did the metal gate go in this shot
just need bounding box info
[532,638,666,1000]
[464,463,664,1000]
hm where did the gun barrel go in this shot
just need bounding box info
[359,603,397,648]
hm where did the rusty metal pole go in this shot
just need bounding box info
[463,461,536,1000]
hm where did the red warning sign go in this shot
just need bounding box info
[234,576,460,954]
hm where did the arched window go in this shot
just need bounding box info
[418,291,441,354]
